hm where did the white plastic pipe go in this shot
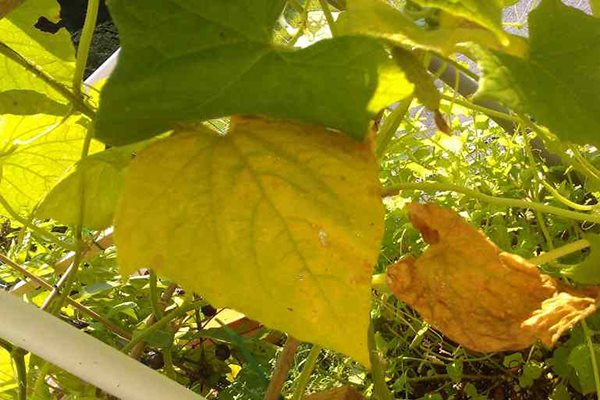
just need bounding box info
[0,291,204,400]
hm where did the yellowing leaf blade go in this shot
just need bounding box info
[115,117,385,366]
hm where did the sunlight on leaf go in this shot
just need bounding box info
[95,0,412,145]
[387,203,599,352]
[36,143,144,230]
[115,117,385,366]
[337,0,525,56]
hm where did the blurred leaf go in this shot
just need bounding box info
[519,361,543,388]
[95,0,412,145]
[562,234,600,284]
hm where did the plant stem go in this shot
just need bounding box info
[439,94,521,123]
[121,301,201,354]
[148,271,176,379]
[582,320,600,399]
[318,0,338,36]
[384,182,600,224]
[0,42,95,118]
[291,345,321,400]
[12,348,26,400]
[528,239,590,265]
[0,253,131,339]
[0,194,76,251]
[265,336,301,400]
[368,322,393,400]
[376,97,413,159]
[72,0,100,96]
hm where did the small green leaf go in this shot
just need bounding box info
[95,0,412,145]
[519,361,543,388]
[474,0,600,148]
[562,234,600,284]
[446,359,463,383]
[503,352,524,368]
[549,383,571,400]
[568,343,600,394]
[114,117,385,366]
[36,143,144,230]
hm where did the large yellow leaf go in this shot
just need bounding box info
[387,203,599,352]
[115,117,385,366]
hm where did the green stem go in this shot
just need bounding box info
[384,182,600,224]
[291,345,321,400]
[527,239,589,265]
[148,271,176,379]
[318,0,338,36]
[12,348,26,400]
[439,94,520,123]
[121,301,201,354]
[541,180,596,211]
[0,42,95,118]
[368,322,393,400]
[582,320,600,399]
[0,194,76,251]
[375,97,413,159]
[72,0,100,96]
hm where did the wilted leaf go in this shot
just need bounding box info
[95,0,412,145]
[473,0,600,148]
[36,143,143,230]
[115,117,384,366]
[337,0,525,56]
[387,203,599,352]
[562,234,600,285]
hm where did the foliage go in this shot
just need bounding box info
[0,0,599,399]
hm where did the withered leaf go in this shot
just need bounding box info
[387,203,599,352]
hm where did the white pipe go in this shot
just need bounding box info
[85,48,120,85]
[0,291,204,400]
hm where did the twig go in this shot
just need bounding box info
[0,253,131,340]
[265,336,301,400]
[291,344,321,400]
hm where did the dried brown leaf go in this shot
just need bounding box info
[387,203,599,352]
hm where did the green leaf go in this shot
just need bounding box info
[36,143,143,230]
[473,0,600,147]
[391,47,439,110]
[519,361,544,388]
[95,0,412,145]
[549,383,571,400]
[446,359,463,382]
[337,0,524,56]
[568,343,600,394]
[114,117,385,366]
[411,0,509,45]
[562,235,600,284]
[0,114,101,215]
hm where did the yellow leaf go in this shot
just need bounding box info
[115,116,385,366]
[387,203,599,352]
